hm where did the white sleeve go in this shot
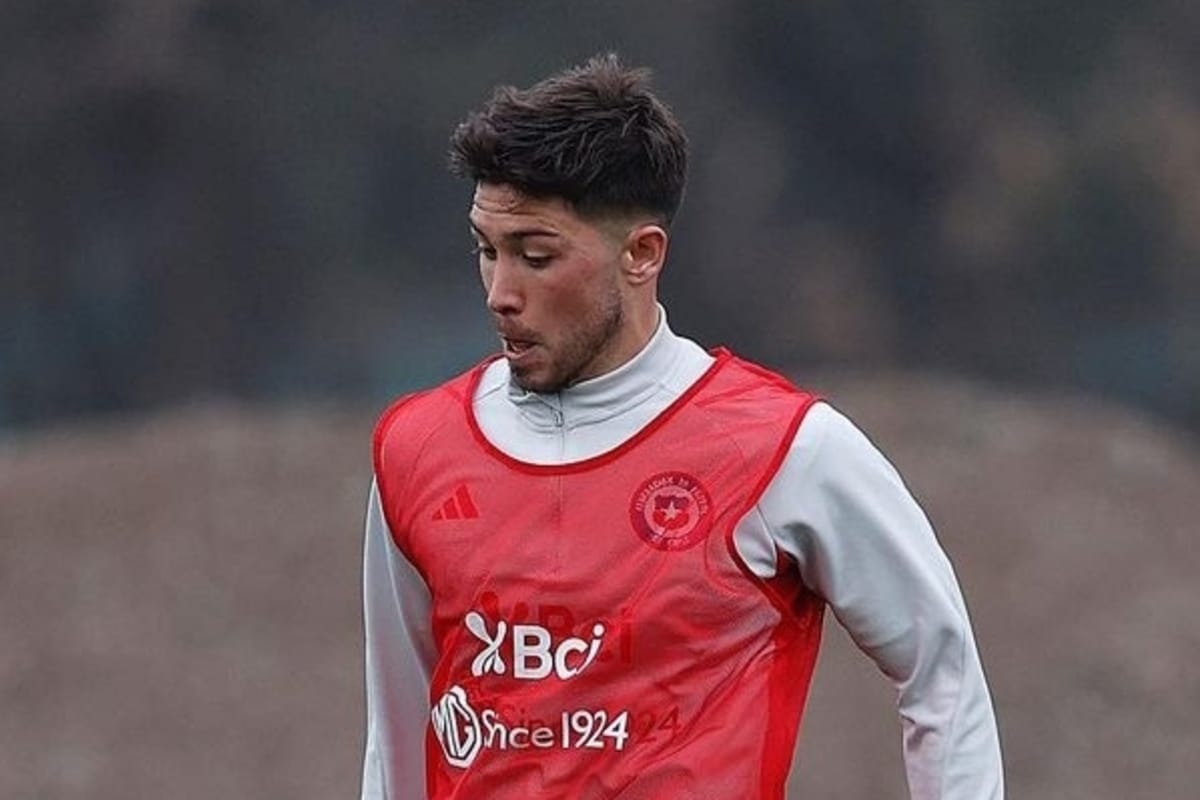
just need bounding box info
[361,480,436,800]
[754,402,1004,799]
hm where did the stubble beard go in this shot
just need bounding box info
[510,285,625,394]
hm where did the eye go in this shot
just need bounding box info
[472,243,497,261]
[521,253,552,268]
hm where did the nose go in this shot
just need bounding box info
[484,256,524,316]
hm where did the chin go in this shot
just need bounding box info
[508,346,601,393]
[509,362,574,394]
[512,375,565,394]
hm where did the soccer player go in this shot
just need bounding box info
[361,54,1003,799]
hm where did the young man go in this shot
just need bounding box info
[361,55,1003,799]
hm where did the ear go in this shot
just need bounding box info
[622,223,669,286]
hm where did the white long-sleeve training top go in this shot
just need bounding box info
[360,308,1004,799]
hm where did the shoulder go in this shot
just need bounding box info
[719,351,818,400]
[372,360,491,475]
[703,353,821,433]
[786,401,853,460]
[704,354,872,454]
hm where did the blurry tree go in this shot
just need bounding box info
[2,0,1197,429]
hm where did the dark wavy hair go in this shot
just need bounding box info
[448,54,688,225]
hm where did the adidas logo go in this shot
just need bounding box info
[432,484,480,521]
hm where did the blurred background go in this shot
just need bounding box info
[1,1,1197,798]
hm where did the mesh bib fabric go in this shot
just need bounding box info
[374,350,824,799]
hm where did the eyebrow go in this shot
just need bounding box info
[468,220,561,242]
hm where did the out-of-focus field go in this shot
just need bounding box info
[1,373,1197,799]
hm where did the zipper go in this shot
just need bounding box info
[552,394,565,460]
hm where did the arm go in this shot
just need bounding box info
[754,402,1003,799]
[361,480,436,800]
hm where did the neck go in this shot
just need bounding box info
[581,299,660,385]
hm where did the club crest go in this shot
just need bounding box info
[629,471,712,550]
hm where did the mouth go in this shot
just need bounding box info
[500,335,538,358]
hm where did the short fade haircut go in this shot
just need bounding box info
[449,53,688,226]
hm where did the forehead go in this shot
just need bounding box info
[469,183,585,236]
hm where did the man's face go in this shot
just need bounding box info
[469,183,629,393]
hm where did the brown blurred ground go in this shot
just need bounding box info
[1,373,1197,799]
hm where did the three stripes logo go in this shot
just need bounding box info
[432,484,480,521]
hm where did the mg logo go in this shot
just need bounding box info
[464,610,606,681]
[431,685,482,768]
